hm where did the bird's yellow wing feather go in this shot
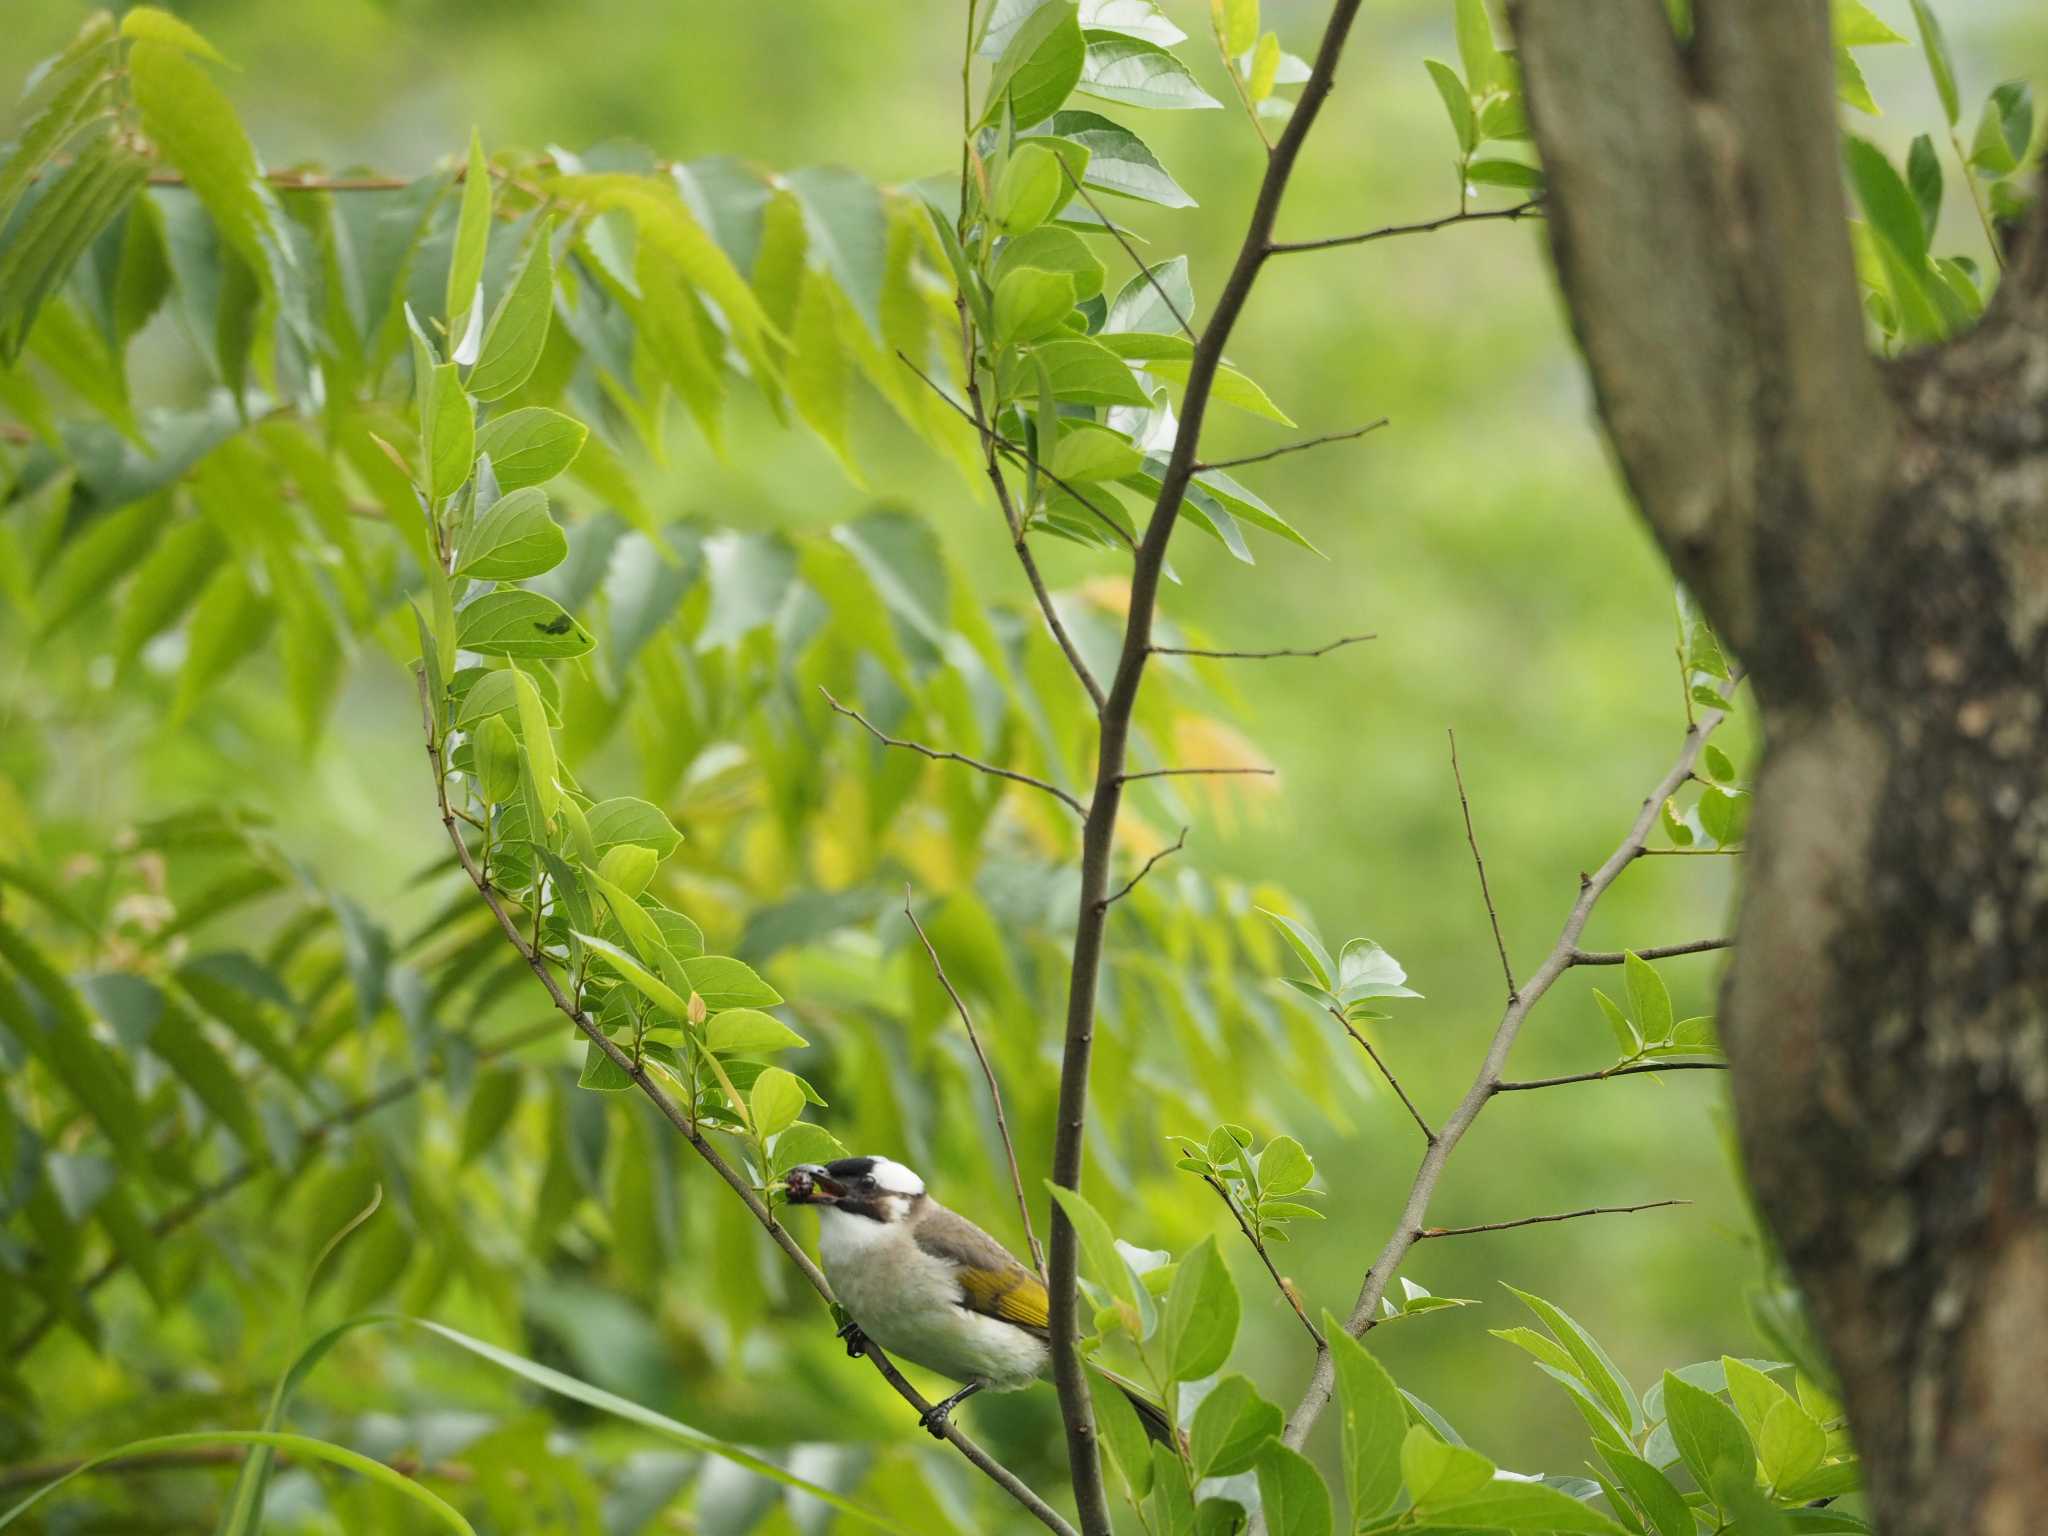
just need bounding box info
[958,1266,1050,1332]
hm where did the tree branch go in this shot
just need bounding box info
[1201,1175,1324,1348]
[1569,937,1733,966]
[1046,6,1368,1530]
[903,889,1044,1278]
[1193,419,1389,471]
[1415,1199,1688,1239]
[1117,765,1274,783]
[415,674,1075,1536]
[1448,728,1516,1002]
[1151,632,1374,661]
[1278,693,1734,1453]
[1493,1060,1729,1093]
[1329,1008,1434,1145]
[1096,827,1187,911]
[819,687,1086,816]
[1268,199,1542,255]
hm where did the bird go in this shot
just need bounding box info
[784,1155,1173,1441]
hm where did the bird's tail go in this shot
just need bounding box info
[1086,1363,1179,1447]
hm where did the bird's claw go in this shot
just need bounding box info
[836,1319,868,1358]
[917,1402,953,1439]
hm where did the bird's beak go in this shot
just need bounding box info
[785,1164,847,1205]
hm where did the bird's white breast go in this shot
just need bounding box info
[816,1210,1046,1391]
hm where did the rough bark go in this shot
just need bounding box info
[1513,3,2048,1531]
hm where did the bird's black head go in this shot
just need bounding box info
[785,1156,925,1222]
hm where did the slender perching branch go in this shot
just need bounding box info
[6,1014,561,1362]
[1193,419,1389,471]
[903,889,1045,1278]
[1415,1199,1689,1239]
[1570,937,1733,966]
[1329,1007,1435,1145]
[1448,729,1517,1002]
[1045,8,1370,1532]
[416,675,1076,1536]
[1097,827,1188,911]
[1277,688,1738,1454]
[1117,765,1275,783]
[1269,198,1544,255]
[1494,1060,1729,1093]
[1201,1175,1324,1348]
[819,687,1086,817]
[1152,633,1375,661]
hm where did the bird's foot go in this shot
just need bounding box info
[917,1382,983,1438]
[836,1319,869,1358]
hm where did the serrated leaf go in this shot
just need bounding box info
[1080,34,1224,111]
[455,590,595,658]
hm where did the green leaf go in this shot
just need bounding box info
[456,487,566,580]
[984,1,1087,128]
[597,842,657,896]
[446,129,492,332]
[587,798,684,859]
[994,266,1079,348]
[1428,1481,1629,1534]
[1162,1234,1239,1380]
[1191,1373,1282,1477]
[1216,0,1259,56]
[578,1038,635,1092]
[1661,1370,1755,1508]
[1050,423,1142,481]
[511,668,559,825]
[1970,82,2034,175]
[1466,158,1545,191]
[119,7,227,61]
[771,1121,848,1174]
[419,359,475,502]
[1758,1397,1827,1490]
[1257,907,1334,989]
[469,222,555,400]
[1454,0,1509,99]
[0,1430,479,1534]
[1080,34,1224,111]
[1833,0,1908,45]
[0,17,116,233]
[1603,1448,1694,1536]
[474,715,522,804]
[1257,1135,1313,1196]
[459,1069,524,1161]
[1038,110,1196,208]
[1253,1443,1331,1536]
[1623,953,1674,1043]
[680,955,782,1012]
[1720,1357,1791,1440]
[706,1008,808,1053]
[1907,134,1943,245]
[1506,1286,1642,1434]
[1909,0,1960,127]
[1325,1314,1406,1522]
[1046,1182,1138,1310]
[574,933,689,1018]
[1249,33,1282,103]
[1400,1423,1495,1506]
[1090,1371,1157,1497]
[1844,136,1929,268]
[0,135,147,361]
[456,590,596,658]
[750,1066,805,1136]
[1425,60,1478,155]
[1009,336,1152,405]
[474,407,588,490]
[127,39,273,269]
[994,142,1068,234]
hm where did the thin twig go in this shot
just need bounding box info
[1269,198,1544,255]
[1194,419,1389,471]
[1117,765,1275,783]
[1277,687,1738,1455]
[819,687,1085,816]
[1056,159,1197,342]
[1569,937,1733,966]
[1097,828,1187,910]
[1330,1009,1434,1144]
[1637,845,1741,856]
[903,888,1044,1278]
[1449,729,1516,1002]
[1493,1061,1729,1092]
[897,352,1135,551]
[1201,1176,1323,1347]
[414,674,1075,1536]
[1152,633,1375,661]
[1415,1199,1689,1239]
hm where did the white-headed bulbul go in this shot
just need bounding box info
[785,1156,1173,1440]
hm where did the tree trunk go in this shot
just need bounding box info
[1511,3,2048,1531]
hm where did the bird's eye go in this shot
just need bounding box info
[861,1176,878,1192]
